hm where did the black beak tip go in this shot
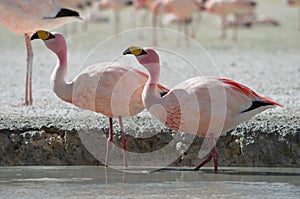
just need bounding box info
[30,32,38,41]
[122,48,131,55]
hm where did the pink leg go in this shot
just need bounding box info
[105,117,114,167]
[298,7,300,31]
[221,16,227,39]
[115,11,120,35]
[118,116,128,168]
[194,137,219,173]
[152,13,157,46]
[24,34,34,106]
[232,14,240,41]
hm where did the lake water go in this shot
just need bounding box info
[0,166,299,199]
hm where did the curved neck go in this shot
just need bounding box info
[51,49,73,103]
[142,63,164,109]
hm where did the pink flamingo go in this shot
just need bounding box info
[132,0,161,45]
[203,0,257,40]
[31,31,169,168]
[123,46,282,173]
[0,0,81,106]
[95,0,133,34]
[160,0,201,38]
[287,0,300,30]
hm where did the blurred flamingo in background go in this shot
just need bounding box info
[0,0,81,105]
[95,0,133,34]
[203,0,257,40]
[287,0,300,30]
[133,0,161,45]
[124,46,281,173]
[160,0,201,39]
[31,31,169,168]
[133,0,201,45]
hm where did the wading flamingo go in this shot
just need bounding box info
[31,31,169,168]
[0,0,81,105]
[203,0,257,40]
[123,46,281,173]
[287,0,300,30]
[160,0,201,39]
[95,0,133,34]
[132,0,161,45]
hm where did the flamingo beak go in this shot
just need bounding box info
[123,46,147,56]
[31,30,55,41]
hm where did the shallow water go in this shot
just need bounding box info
[0,166,299,199]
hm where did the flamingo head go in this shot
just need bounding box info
[123,46,160,68]
[31,30,66,54]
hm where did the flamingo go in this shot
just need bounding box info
[287,0,300,30]
[31,31,169,168]
[95,0,133,34]
[160,0,201,39]
[203,0,257,40]
[0,0,81,106]
[123,46,282,173]
[132,0,161,45]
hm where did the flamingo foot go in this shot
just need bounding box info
[194,145,219,174]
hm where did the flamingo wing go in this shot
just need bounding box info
[219,78,282,108]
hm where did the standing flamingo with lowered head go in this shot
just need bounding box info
[31,31,169,168]
[0,0,81,105]
[123,46,281,173]
[95,0,133,34]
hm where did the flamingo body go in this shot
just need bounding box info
[163,0,198,19]
[287,0,300,6]
[205,0,255,16]
[69,62,146,117]
[0,0,80,35]
[204,0,256,39]
[143,76,279,138]
[124,46,281,173]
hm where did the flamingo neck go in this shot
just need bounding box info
[142,63,163,109]
[51,49,73,103]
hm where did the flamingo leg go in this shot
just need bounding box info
[298,7,300,31]
[105,117,114,167]
[118,116,128,168]
[221,16,227,39]
[115,11,120,35]
[152,13,158,46]
[194,137,219,173]
[232,14,240,41]
[24,33,33,106]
